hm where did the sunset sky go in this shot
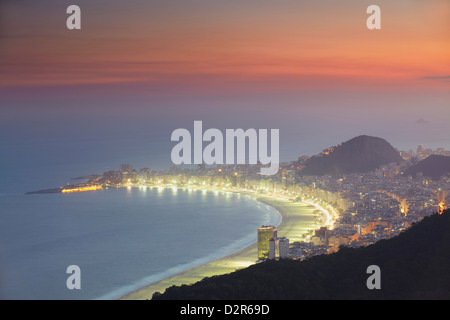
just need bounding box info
[1,0,449,165]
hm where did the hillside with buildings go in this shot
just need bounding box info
[403,155,450,181]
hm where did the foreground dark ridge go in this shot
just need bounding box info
[153,210,450,300]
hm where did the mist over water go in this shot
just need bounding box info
[2,92,449,180]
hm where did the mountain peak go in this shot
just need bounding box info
[298,135,403,177]
[404,154,450,180]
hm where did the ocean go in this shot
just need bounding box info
[0,183,281,300]
[0,115,283,300]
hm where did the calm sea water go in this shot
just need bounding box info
[0,187,281,300]
[0,123,283,300]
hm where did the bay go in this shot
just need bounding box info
[0,187,281,300]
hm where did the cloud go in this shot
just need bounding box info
[415,118,429,125]
[420,75,450,80]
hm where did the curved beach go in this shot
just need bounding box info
[120,192,319,300]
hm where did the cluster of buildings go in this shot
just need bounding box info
[82,144,449,261]
[399,144,450,161]
[93,164,153,186]
[287,146,450,257]
[257,226,289,261]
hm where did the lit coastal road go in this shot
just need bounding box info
[120,184,339,300]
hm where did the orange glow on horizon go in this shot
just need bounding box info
[1,1,448,92]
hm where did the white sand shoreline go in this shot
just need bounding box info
[118,186,331,300]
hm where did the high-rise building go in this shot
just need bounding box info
[138,168,153,182]
[120,164,133,173]
[268,237,290,260]
[417,144,425,155]
[278,237,289,259]
[281,169,295,190]
[120,164,134,183]
[269,238,277,260]
[257,225,277,260]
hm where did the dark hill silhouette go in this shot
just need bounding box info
[298,135,403,177]
[404,155,450,180]
[153,210,450,300]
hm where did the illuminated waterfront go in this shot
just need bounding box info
[0,187,282,299]
[121,192,318,300]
